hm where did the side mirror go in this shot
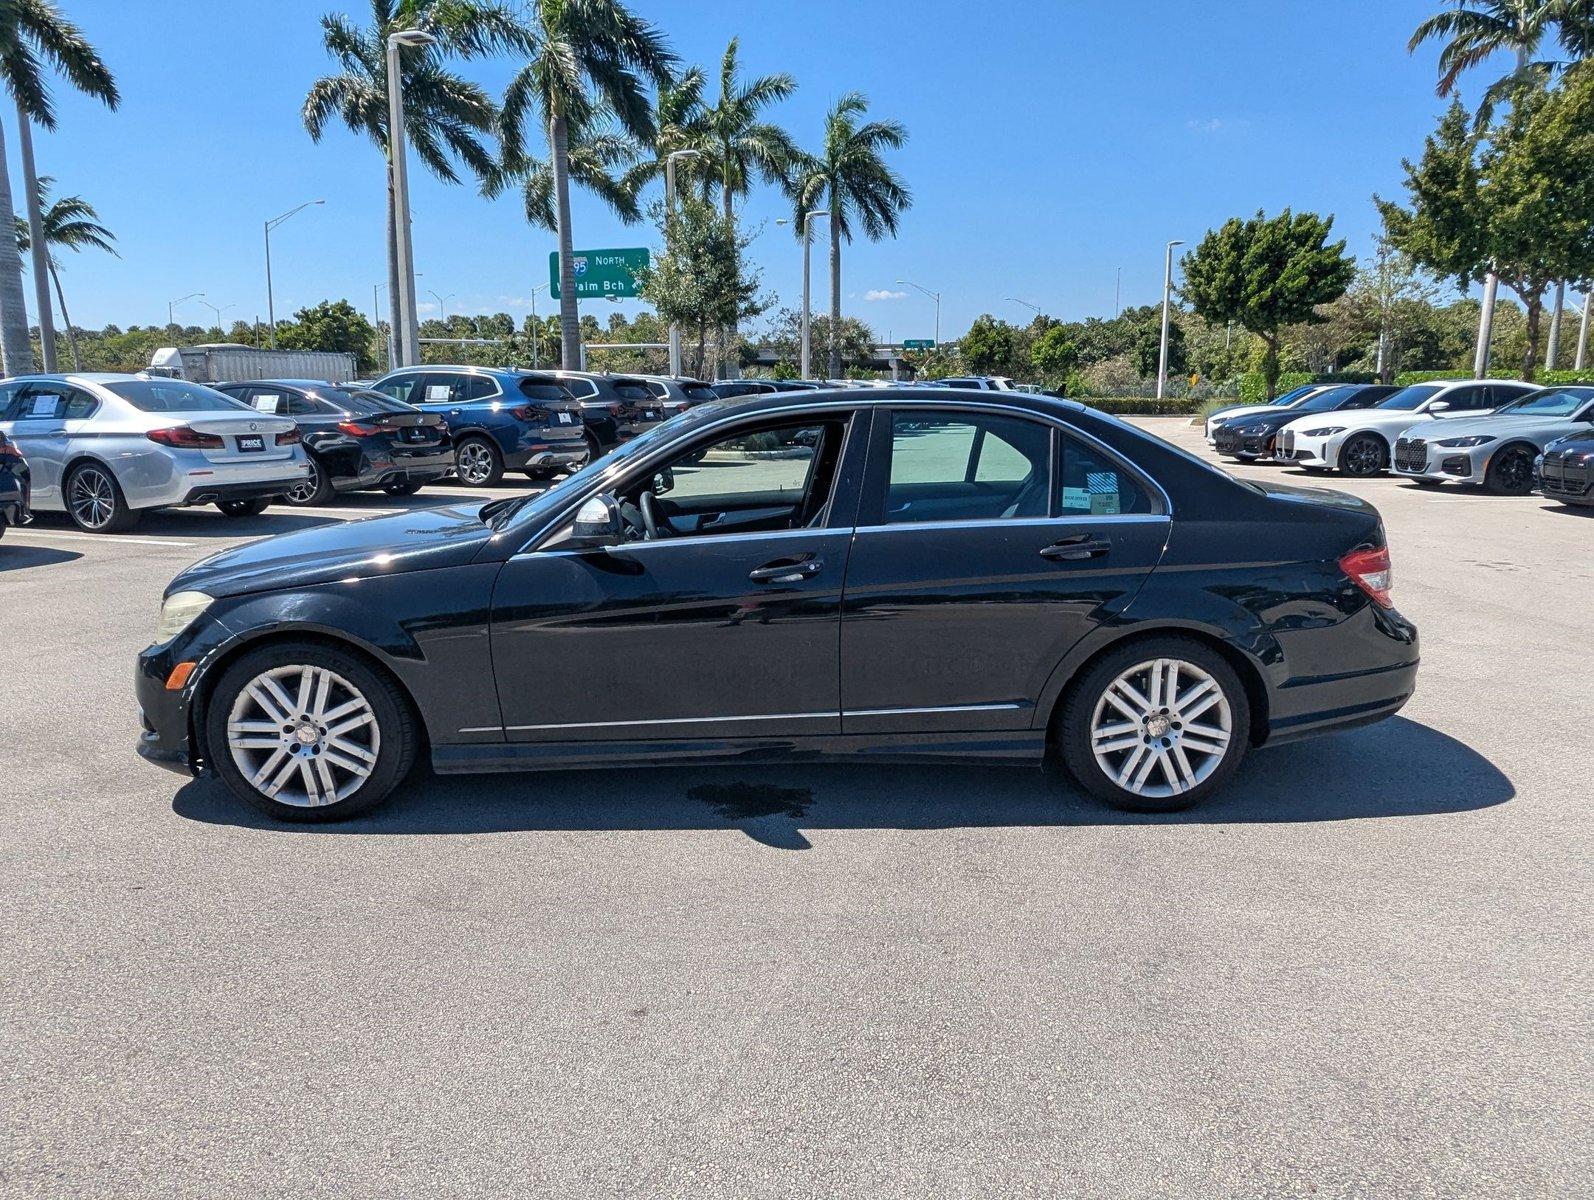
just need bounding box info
[1427,400,1450,413]
[560,492,622,549]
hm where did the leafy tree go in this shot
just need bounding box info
[14,175,116,369]
[788,92,910,377]
[636,196,766,379]
[1030,325,1079,384]
[1379,71,1594,377]
[622,64,709,199]
[959,314,1018,376]
[1133,318,1185,379]
[757,308,876,372]
[1180,209,1356,397]
[304,0,522,365]
[496,0,675,369]
[0,0,118,373]
[277,299,380,372]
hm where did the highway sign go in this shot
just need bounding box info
[549,248,650,299]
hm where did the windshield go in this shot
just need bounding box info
[490,404,728,531]
[1376,384,1443,411]
[105,379,251,412]
[1492,386,1594,417]
[1291,385,1360,413]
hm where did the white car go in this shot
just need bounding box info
[1276,379,1539,477]
[1203,384,1332,442]
[0,373,309,532]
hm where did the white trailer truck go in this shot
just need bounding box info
[149,344,359,384]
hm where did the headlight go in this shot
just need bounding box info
[1236,424,1266,435]
[1435,434,1496,448]
[1302,426,1345,437]
[155,591,212,643]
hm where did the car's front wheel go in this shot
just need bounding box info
[65,461,140,533]
[1339,434,1387,477]
[1058,637,1250,813]
[204,641,418,822]
[1484,444,1536,495]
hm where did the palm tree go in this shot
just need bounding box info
[1410,0,1560,104]
[621,64,708,199]
[304,1,525,366]
[14,175,114,369]
[497,0,675,368]
[788,93,910,377]
[0,0,118,374]
[489,108,642,232]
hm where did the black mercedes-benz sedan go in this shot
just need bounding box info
[135,389,1419,822]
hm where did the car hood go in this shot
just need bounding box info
[168,503,496,599]
[1402,413,1588,441]
[1281,408,1471,435]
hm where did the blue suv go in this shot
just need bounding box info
[368,366,589,486]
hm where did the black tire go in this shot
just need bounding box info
[204,639,419,823]
[1338,434,1388,477]
[1056,635,1251,813]
[64,461,141,533]
[584,431,604,463]
[281,457,334,507]
[454,435,504,487]
[1484,443,1536,495]
[217,498,270,518]
[381,477,426,496]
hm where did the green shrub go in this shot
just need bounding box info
[1076,396,1201,416]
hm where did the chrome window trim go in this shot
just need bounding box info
[852,513,1169,536]
[532,526,839,558]
[508,395,1174,554]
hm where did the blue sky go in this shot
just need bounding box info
[34,1,1477,337]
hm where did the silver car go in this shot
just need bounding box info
[1391,385,1594,493]
[0,373,310,532]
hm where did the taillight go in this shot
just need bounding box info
[509,404,544,421]
[337,420,382,437]
[1340,545,1393,608]
[147,426,223,449]
[276,428,301,445]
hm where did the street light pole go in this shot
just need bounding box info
[528,282,548,369]
[264,199,325,349]
[1473,270,1499,378]
[387,28,436,367]
[1005,297,1041,317]
[168,292,204,333]
[199,300,234,330]
[897,278,941,347]
[428,290,455,326]
[780,210,829,378]
[664,149,701,376]
[1577,290,1591,371]
[1157,239,1184,401]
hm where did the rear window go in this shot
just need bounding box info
[518,379,571,402]
[683,384,718,402]
[104,380,251,413]
[327,388,414,415]
[613,382,653,401]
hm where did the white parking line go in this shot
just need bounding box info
[5,528,197,548]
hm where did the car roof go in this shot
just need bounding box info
[696,386,1089,421]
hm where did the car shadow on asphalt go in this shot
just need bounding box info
[172,716,1512,850]
[0,544,82,571]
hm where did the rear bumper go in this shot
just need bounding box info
[179,478,301,506]
[1264,607,1420,746]
[330,445,456,491]
[504,443,591,471]
[0,472,28,527]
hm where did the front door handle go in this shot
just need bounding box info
[1040,534,1111,561]
[749,555,823,584]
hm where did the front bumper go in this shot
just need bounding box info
[1213,427,1277,459]
[1277,428,1341,468]
[1539,448,1594,503]
[1392,436,1481,483]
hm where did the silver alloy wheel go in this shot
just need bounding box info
[1089,657,1233,799]
[285,460,322,504]
[456,441,493,485]
[226,664,381,807]
[68,466,116,529]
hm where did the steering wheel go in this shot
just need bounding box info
[639,490,669,539]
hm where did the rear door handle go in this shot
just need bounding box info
[749,556,823,584]
[1040,534,1111,561]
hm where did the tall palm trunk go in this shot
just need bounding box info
[15,106,55,371]
[550,111,581,369]
[0,116,35,374]
[828,187,842,378]
[48,262,81,370]
[1522,291,1544,380]
[719,168,736,379]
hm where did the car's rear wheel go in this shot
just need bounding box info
[1058,637,1250,813]
[217,498,270,518]
[1484,444,1535,495]
[205,641,418,823]
[282,457,334,506]
[1339,434,1387,477]
[64,462,140,533]
[454,436,503,487]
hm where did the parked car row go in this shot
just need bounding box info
[1206,378,1594,504]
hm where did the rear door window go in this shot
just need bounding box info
[881,410,1051,523]
[1056,434,1153,517]
[417,373,463,405]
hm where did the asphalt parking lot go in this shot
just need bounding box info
[2,417,1589,1199]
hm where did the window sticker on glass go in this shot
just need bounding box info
[425,384,452,402]
[1087,471,1122,515]
[28,393,64,417]
[253,394,282,414]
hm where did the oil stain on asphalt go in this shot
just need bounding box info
[688,782,813,849]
